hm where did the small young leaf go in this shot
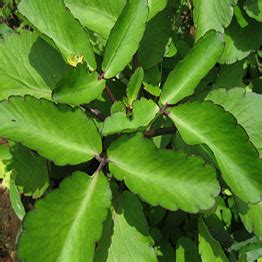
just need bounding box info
[18,0,96,69]
[52,64,105,105]
[11,144,50,198]
[107,133,220,213]
[193,0,233,41]
[126,67,144,106]
[169,101,262,204]
[0,31,67,100]
[102,0,148,78]
[160,31,224,105]
[18,171,111,262]
[0,96,102,166]
[199,218,229,262]
[95,191,157,262]
[102,98,159,136]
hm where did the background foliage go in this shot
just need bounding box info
[0,0,262,261]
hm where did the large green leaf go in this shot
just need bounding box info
[95,191,157,262]
[206,88,262,157]
[102,98,159,136]
[102,0,148,79]
[236,199,262,240]
[160,31,224,105]
[107,133,219,213]
[244,0,262,22]
[168,101,262,203]
[11,144,49,198]
[199,218,229,262]
[138,6,172,69]
[218,18,262,64]
[52,64,105,105]
[193,0,233,41]
[18,171,111,262]
[0,31,67,100]
[64,0,126,39]
[0,96,102,166]
[176,237,201,262]
[18,0,96,69]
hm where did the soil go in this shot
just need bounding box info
[0,185,21,262]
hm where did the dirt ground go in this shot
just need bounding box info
[0,185,21,262]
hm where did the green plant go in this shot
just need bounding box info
[0,0,262,261]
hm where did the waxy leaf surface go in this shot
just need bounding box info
[18,171,111,262]
[0,96,102,165]
[53,64,105,105]
[199,218,229,262]
[64,0,126,39]
[169,101,262,203]
[102,0,148,78]
[95,191,157,262]
[108,133,219,213]
[193,0,233,40]
[160,31,224,105]
[0,31,67,100]
[11,144,49,198]
[19,0,96,69]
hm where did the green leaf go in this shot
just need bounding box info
[198,218,229,262]
[18,0,96,69]
[18,171,111,262]
[11,144,49,198]
[236,199,262,240]
[107,133,220,213]
[148,0,167,20]
[102,0,148,79]
[193,0,233,41]
[218,18,262,64]
[0,31,67,100]
[160,31,224,105]
[52,64,105,106]
[138,6,172,69]
[176,237,201,262]
[168,101,262,203]
[206,88,262,157]
[244,0,262,22]
[64,0,126,39]
[95,191,157,262]
[9,178,26,220]
[0,96,102,166]
[102,98,159,136]
[126,67,144,106]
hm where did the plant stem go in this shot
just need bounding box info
[82,105,106,121]
[105,85,117,104]
[144,126,177,138]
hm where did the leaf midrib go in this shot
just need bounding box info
[56,172,100,261]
